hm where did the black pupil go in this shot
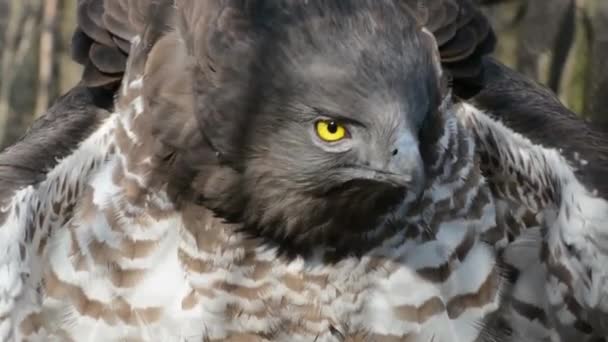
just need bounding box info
[327,121,338,134]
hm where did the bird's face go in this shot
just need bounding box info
[247,61,431,203]
[195,1,446,253]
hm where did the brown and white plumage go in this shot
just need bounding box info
[1,1,607,342]
[2,91,503,341]
[459,102,608,341]
[464,56,608,340]
[0,85,112,341]
[0,1,511,341]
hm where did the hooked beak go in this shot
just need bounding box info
[384,132,425,187]
[346,131,425,190]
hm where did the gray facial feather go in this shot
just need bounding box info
[180,0,448,257]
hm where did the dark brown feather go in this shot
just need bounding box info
[88,43,127,74]
[71,0,158,88]
[471,57,608,199]
[71,0,496,99]
[0,85,111,200]
[401,0,496,95]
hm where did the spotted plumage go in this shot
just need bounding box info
[7,95,503,340]
[466,57,608,340]
[459,103,608,341]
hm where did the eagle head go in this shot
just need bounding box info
[178,0,449,256]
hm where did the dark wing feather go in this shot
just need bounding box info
[471,57,608,199]
[0,86,111,199]
[72,0,495,98]
[71,0,161,88]
[403,0,496,97]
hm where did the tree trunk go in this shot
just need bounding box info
[514,0,575,90]
[0,0,41,147]
[34,0,59,116]
[484,0,608,123]
[57,0,82,95]
[584,0,608,123]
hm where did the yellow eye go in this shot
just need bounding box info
[315,120,348,142]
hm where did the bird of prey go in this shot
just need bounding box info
[0,1,508,341]
[0,0,606,342]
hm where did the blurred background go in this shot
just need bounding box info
[0,0,606,148]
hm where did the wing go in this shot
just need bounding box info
[0,86,111,196]
[404,0,496,97]
[471,57,608,199]
[0,86,111,340]
[72,0,496,97]
[464,58,608,339]
[457,102,608,340]
[71,0,173,88]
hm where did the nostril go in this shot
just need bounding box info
[392,148,398,156]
